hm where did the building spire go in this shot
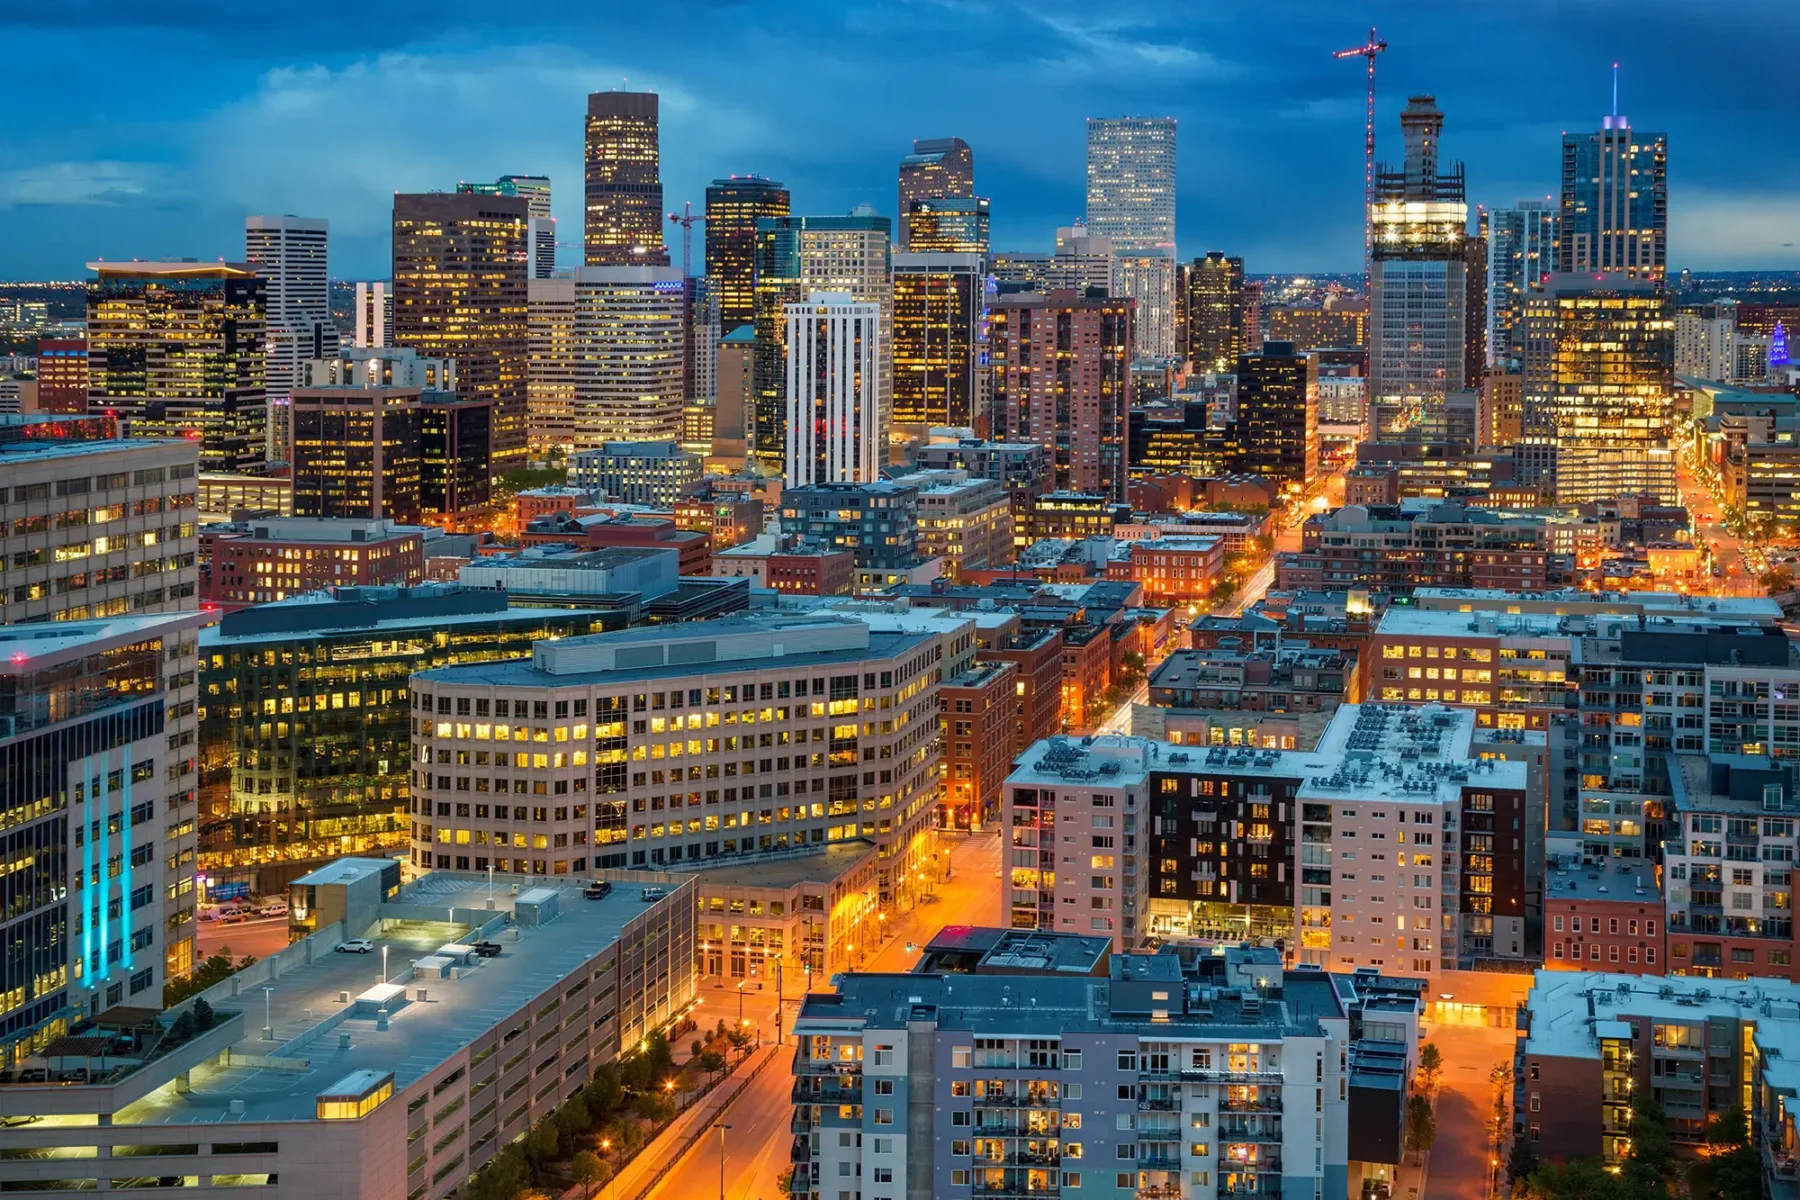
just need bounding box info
[1611,62,1619,117]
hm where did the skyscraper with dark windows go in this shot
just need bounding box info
[584,90,667,267]
[896,137,973,250]
[750,213,894,471]
[891,252,984,432]
[391,191,531,469]
[903,196,989,256]
[458,174,556,278]
[1486,200,1559,363]
[85,261,268,472]
[1235,341,1319,494]
[704,175,790,331]
[1558,110,1667,281]
[1186,251,1246,373]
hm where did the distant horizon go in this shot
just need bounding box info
[2,2,1798,279]
[8,268,1800,290]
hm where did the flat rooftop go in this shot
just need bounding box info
[415,616,931,689]
[1522,969,1800,1062]
[112,876,655,1126]
[1544,858,1661,904]
[0,437,187,463]
[0,610,209,666]
[1410,586,1782,622]
[1010,702,1527,808]
[687,842,876,891]
[801,957,1344,1039]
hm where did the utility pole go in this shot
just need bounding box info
[713,1122,731,1200]
[1333,27,1388,298]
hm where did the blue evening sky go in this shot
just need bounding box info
[3,0,1797,280]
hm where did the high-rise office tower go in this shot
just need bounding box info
[354,281,392,348]
[291,348,487,522]
[1235,341,1319,493]
[458,175,556,278]
[1114,251,1176,358]
[0,433,201,626]
[892,252,984,432]
[784,292,882,486]
[584,90,667,267]
[1486,200,1558,364]
[1046,224,1114,294]
[705,175,790,331]
[896,137,974,250]
[34,337,89,413]
[86,261,268,472]
[750,213,894,470]
[526,277,579,448]
[1085,117,1176,252]
[1558,101,1667,280]
[245,216,338,402]
[1186,251,1245,373]
[1369,96,1475,431]
[0,608,207,1057]
[1087,116,1174,365]
[903,196,989,256]
[989,289,1135,499]
[751,220,804,471]
[989,251,1050,290]
[1464,225,1488,388]
[1520,273,1675,503]
[686,275,720,405]
[566,265,685,446]
[1675,301,1743,382]
[799,211,894,447]
[392,191,531,468]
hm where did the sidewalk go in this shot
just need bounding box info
[557,1043,780,1200]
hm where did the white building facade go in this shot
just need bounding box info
[246,215,339,398]
[785,292,883,486]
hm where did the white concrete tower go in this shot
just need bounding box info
[785,291,882,486]
[246,215,339,395]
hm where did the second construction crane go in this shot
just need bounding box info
[668,202,705,279]
[1333,26,1388,294]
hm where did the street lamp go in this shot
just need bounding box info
[713,1122,731,1200]
[599,1138,614,1200]
[382,945,389,985]
[261,986,274,1041]
[736,979,746,1027]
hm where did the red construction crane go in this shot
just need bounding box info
[1333,27,1387,295]
[668,202,706,279]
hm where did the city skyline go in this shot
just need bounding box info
[3,2,1799,280]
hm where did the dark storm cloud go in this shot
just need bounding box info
[2,0,1797,278]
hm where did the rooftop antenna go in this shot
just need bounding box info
[1611,62,1619,117]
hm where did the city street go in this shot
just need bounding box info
[1422,1019,1518,1200]
[649,830,1004,1200]
[1676,448,1765,596]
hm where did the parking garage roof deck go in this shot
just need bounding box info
[108,878,660,1126]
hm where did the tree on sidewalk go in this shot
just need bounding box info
[1405,1093,1437,1158]
[1505,1138,1539,1191]
[572,1151,612,1199]
[1415,1042,1442,1097]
